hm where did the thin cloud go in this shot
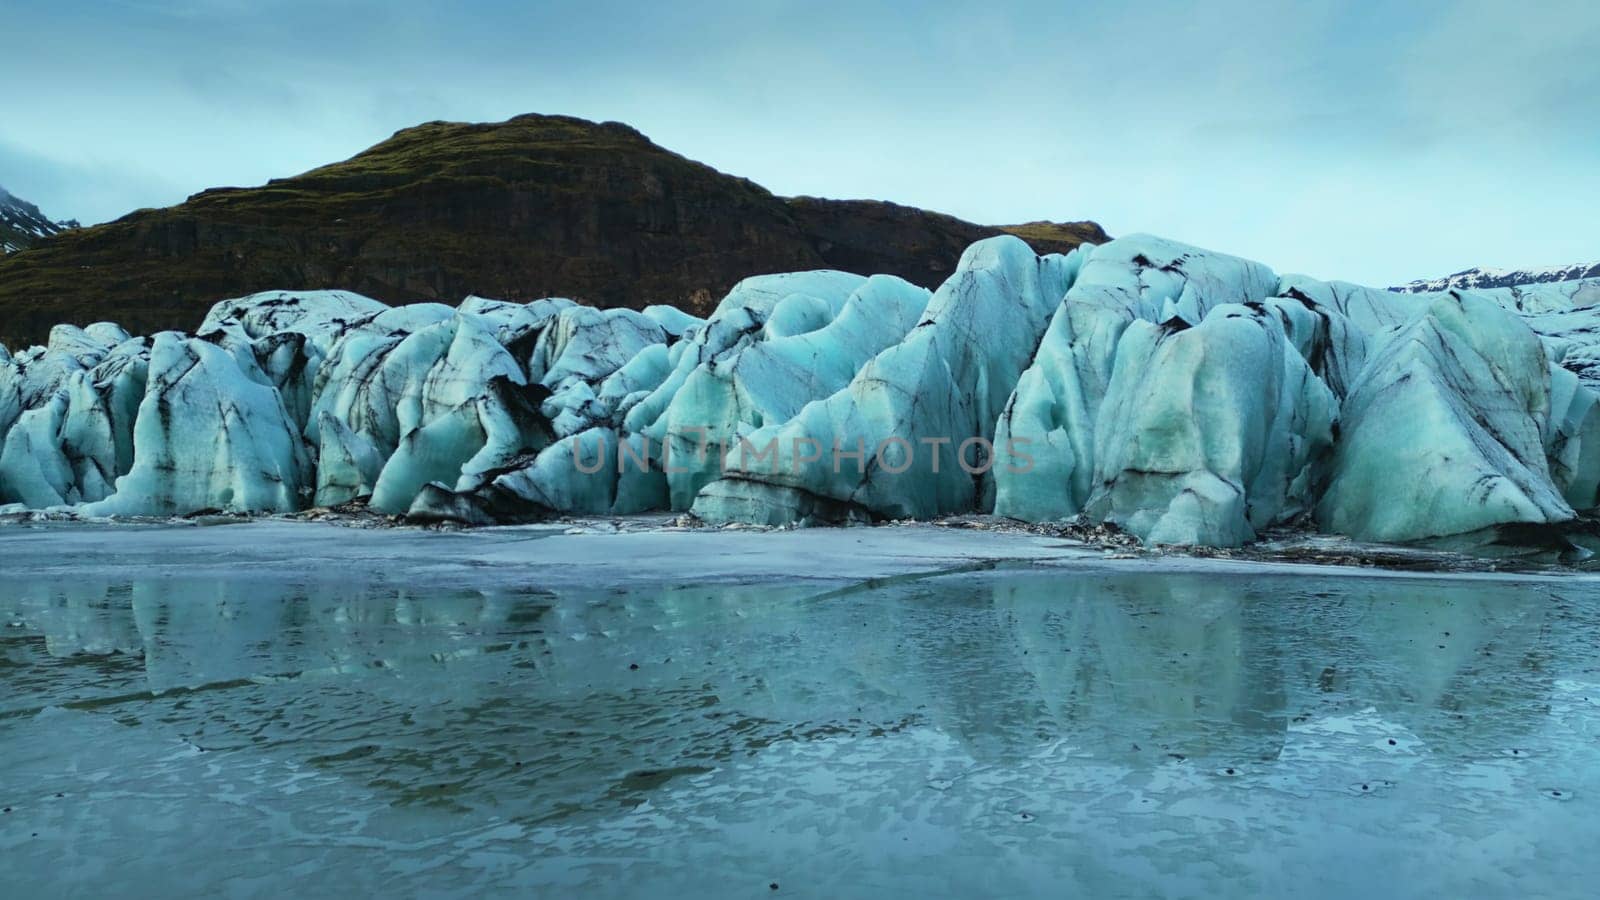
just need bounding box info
[3,0,1595,285]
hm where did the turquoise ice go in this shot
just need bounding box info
[5,236,1600,547]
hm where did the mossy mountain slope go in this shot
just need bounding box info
[0,114,1105,347]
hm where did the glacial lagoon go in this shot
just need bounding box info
[2,524,1599,898]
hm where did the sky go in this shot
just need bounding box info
[3,0,1597,286]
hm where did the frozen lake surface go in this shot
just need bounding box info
[3,522,1599,898]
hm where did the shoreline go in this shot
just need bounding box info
[2,514,1595,586]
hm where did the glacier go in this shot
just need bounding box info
[5,238,1600,548]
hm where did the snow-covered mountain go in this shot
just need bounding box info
[0,186,76,253]
[1392,263,1600,294]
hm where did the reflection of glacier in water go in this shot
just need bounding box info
[2,569,1597,898]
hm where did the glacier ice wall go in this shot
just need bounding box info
[80,332,310,516]
[1081,303,1338,546]
[5,241,1600,548]
[699,238,1079,523]
[1316,292,1574,541]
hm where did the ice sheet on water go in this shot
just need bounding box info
[2,548,1598,899]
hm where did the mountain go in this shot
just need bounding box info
[0,186,76,254]
[1392,263,1600,294]
[0,114,1105,348]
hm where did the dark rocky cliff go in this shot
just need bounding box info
[0,114,1105,347]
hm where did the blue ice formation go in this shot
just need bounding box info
[4,238,1600,547]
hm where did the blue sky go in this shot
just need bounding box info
[4,0,1596,285]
